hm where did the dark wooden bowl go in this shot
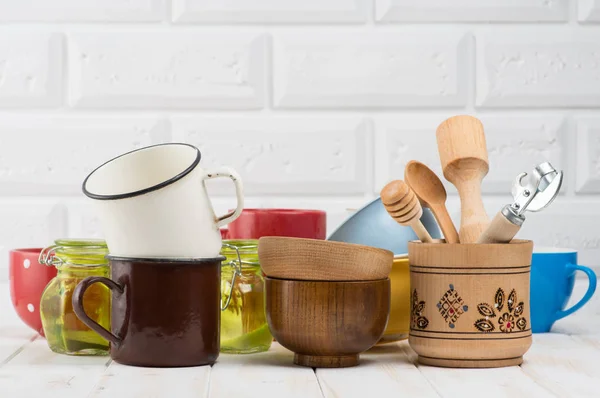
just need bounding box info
[265,277,390,368]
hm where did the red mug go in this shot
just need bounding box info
[220,228,229,239]
[9,248,57,337]
[226,208,327,240]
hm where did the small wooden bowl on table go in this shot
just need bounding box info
[258,237,393,368]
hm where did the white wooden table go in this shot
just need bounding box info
[2,281,599,398]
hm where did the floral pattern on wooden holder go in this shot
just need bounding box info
[436,284,469,329]
[411,289,429,330]
[474,288,527,333]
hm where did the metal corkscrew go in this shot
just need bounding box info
[476,162,563,244]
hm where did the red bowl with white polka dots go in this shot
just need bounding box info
[9,248,57,337]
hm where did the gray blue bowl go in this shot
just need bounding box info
[327,197,441,254]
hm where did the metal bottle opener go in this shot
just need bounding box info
[476,162,563,244]
[506,161,563,224]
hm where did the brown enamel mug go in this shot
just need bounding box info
[72,255,232,367]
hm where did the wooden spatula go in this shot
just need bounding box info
[436,115,489,243]
[381,180,433,243]
[404,160,459,244]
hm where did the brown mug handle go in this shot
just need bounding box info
[72,276,123,346]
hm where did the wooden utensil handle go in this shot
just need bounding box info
[432,204,459,244]
[411,220,433,243]
[455,180,489,243]
[476,209,522,244]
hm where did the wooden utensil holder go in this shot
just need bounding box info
[408,239,533,368]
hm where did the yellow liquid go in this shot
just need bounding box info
[220,264,273,354]
[40,265,110,355]
[378,257,410,344]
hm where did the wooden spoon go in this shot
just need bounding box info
[380,180,433,243]
[436,115,490,243]
[404,160,459,244]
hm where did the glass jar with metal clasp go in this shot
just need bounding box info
[38,239,111,356]
[220,240,273,354]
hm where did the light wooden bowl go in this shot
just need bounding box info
[408,239,533,368]
[265,277,390,368]
[258,237,393,281]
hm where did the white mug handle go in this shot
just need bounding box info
[200,166,244,229]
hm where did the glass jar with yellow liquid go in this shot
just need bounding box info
[39,239,110,356]
[220,240,272,354]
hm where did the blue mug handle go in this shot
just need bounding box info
[554,264,597,321]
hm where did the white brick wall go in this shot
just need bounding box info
[476,29,600,108]
[68,31,267,109]
[172,116,371,194]
[0,201,66,279]
[575,117,600,193]
[172,0,368,23]
[0,1,166,22]
[1,1,600,281]
[273,30,470,108]
[579,0,600,23]
[0,32,63,108]
[376,0,569,22]
[0,116,170,195]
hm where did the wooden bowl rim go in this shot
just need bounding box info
[258,236,394,257]
[265,276,390,285]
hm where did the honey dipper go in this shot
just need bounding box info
[380,180,433,243]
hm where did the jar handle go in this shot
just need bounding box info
[221,243,242,311]
[72,276,123,346]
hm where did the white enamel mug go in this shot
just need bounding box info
[82,143,244,258]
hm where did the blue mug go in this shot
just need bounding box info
[531,248,597,333]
